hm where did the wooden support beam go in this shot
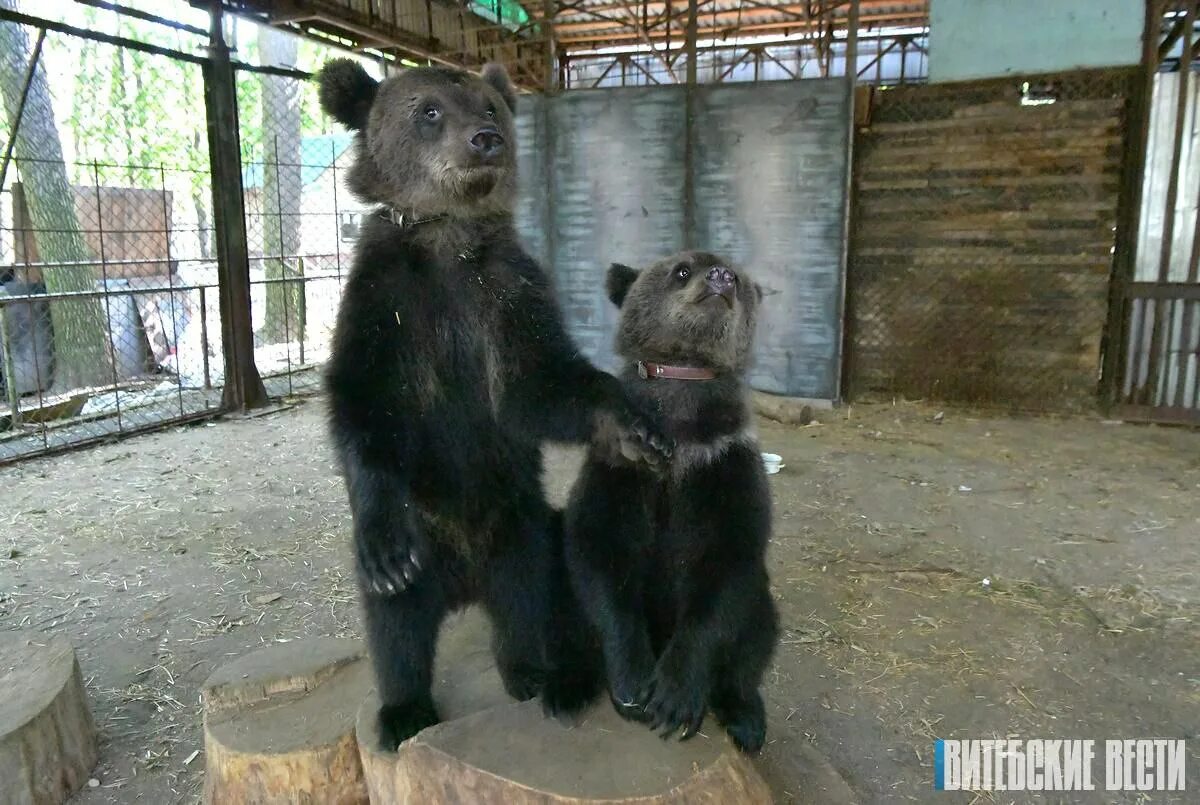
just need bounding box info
[834,0,857,401]
[205,1,266,410]
[615,0,679,80]
[855,36,898,78]
[683,0,697,245]
[544,0,557,90]
[1158,5,1189,63]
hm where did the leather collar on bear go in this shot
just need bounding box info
[636,361,717,381]
[378,207,446,229]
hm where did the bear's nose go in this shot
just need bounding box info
[706,266,737,301]
[469,127,505,158]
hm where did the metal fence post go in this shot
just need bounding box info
[834,0,859,404]
[203,1,266,410]
[682,0,698,248]
[1101,0,1161,410]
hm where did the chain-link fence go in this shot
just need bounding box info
[234,24,373,398]
[0,8,223,462]
[0,5,368,462]
[844,68,1139,412]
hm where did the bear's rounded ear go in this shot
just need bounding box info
[606,263,639,308]
[482,63,516,113]
[317,59,379,131]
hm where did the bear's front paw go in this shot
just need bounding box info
[356,532,427,596]
[597,402,673,470]
[608,663,654,723]
[619,415,674,468]
[638,663,708,741]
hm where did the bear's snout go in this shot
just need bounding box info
[705,266,737,303]
[469,127,506,160]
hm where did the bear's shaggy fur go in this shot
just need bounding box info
[564,251,779,754]
[317,59,667,750]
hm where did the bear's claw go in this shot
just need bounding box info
[358,541,424,595]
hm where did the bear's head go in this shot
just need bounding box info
[607,251,762,374]
[316,59,518,217]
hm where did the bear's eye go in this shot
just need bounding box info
[423,105,442,121]
[673,263,691,282]
[486,105,497,119]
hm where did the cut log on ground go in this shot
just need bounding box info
[357,610,773,804]
[201,637,371,805]
[0,632,97,805]
[752,391,822,426]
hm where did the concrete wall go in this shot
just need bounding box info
[929,0,1141,82]
[692,80,850,399]
[513,81,849,399]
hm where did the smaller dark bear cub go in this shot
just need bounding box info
[564,251,780,754]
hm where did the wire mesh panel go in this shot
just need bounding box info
[0,9,221,462]
[235,27,373,398]
[845,68,1137,412]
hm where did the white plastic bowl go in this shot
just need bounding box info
[761,452,784,474]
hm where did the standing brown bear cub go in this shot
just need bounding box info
[317,59,669,750]
[565,251,780,754]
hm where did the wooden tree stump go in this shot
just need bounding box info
[201,637,372,805]
[0,633,97,805]
[357,611,773,804]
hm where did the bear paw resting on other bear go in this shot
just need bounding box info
[316,57,670,750]
[565,251,780,755]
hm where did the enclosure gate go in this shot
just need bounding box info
[1112,1,1200,424]
[0,5,355,463]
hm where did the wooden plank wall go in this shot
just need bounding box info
[845,69,1137,411]
[12,184,173,280]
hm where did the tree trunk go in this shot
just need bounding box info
[201,638,370,805]
[256,28,304,346]
[194,132,213,261]
[0,2,111,391]
[0,633,99,804]
[356,611,775,804]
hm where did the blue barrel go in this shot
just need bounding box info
[0,281,54,395]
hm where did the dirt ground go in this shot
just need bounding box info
[2,398,1197,803]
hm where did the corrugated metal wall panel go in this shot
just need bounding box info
[1137,71,1200,283]
[692,80,850,399]
[546,87,688,371]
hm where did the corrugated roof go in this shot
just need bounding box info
[553,0,928,50]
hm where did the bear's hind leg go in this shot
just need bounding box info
[542,511,604,716]
[710,685,767,754]
[482,510,602,715]
[481,520,555,704]
[709,593,777,754]
[362,582,448,750]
